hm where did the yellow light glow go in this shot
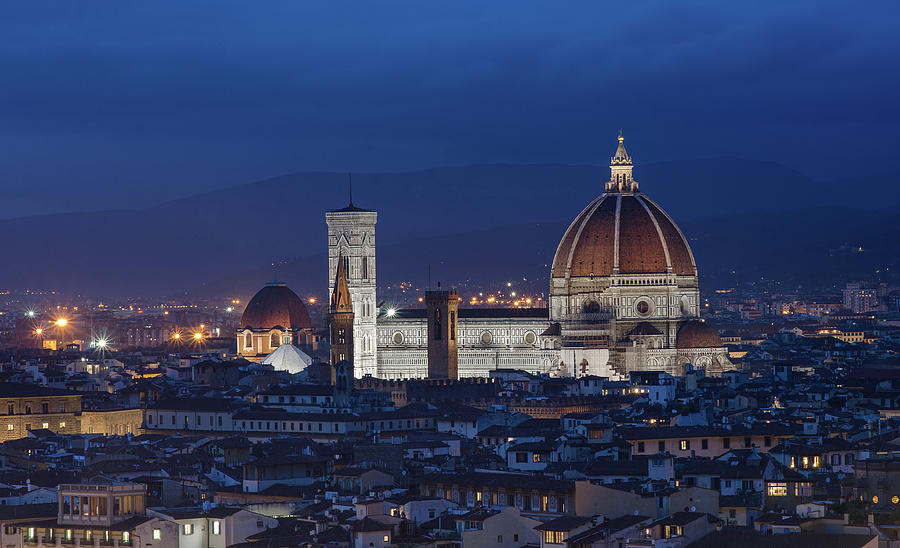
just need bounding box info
[308,298,316,304]
[172,333,181,340]
[55,318,68,327]
[193,333,203,340]
[34,328,43,335]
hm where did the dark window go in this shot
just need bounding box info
[434,309,442,340]
[764,436,772,447]
[744,437,751,448]
[658,441,665,452]
[516,453,527,463]
[723,438,731,449]
[42,403,49,414]
[701,439,708,450]
[637,442,645,453]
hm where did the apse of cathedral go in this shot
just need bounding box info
[241,133,732,380]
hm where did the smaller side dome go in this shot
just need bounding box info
[676,320,722,349]
[241,281,311,330]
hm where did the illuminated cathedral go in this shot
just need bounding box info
[241,134,733,380]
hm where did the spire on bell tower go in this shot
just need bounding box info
[605,131,639,193]
[331,252,352,314]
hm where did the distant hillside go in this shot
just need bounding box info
[1,159,895,297]
[195,206,900,302]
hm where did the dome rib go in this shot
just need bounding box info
[636,195,673,273]
[641,197,697,276]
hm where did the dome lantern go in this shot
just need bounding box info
[606,131,639,193]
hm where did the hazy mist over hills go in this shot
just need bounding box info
[3,158,897,300]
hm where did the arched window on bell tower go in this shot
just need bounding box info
[270,332,281,347]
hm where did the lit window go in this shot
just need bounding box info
[59,422,66,429]
[767,483,787,497]
[212,521,221,535]
[680,440,689,451]
[183,524,193,535]
[42,422,49,429]
[6,424,11,431]
[152,529,161,540]
[122,532,129,543]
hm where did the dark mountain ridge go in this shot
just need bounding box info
[2,158,896,297]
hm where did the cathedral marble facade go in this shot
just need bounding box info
[323,134,732,380]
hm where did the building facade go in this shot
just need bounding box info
[339,135,730,379]
[326,202,378,376]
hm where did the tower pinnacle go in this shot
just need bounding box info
[605,132,638,193]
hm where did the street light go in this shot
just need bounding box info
[55,318,68,327]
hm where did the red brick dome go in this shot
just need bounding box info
[240,282,311,330]
[676,320,722,349]
[551,193,696,278]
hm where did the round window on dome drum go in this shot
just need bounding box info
[481,331,493,345]
[392,331,404,345]
[524,331,536,345]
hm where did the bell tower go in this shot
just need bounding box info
[326,187,377,377]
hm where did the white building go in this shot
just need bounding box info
[326,201,378,376]
[310,135,734,380]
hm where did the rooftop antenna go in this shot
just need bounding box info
[428,264,431,291]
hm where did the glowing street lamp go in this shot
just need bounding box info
[386,308,397,317]
[55,318,68,327]
[172,333,181,340]
[34,328,43,336]
[193,332,203,340]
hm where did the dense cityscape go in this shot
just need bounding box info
[2,3,900,548]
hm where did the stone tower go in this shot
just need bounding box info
[426,289,460,379]
[326,194,377,377]
[329,252,354,372]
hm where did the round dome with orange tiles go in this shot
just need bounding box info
[551,134,696,279]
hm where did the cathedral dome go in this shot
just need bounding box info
[551,134,696,279]
[676,320,722,349]
[240,282,311,330]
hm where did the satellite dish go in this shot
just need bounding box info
[690,506,696,512]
